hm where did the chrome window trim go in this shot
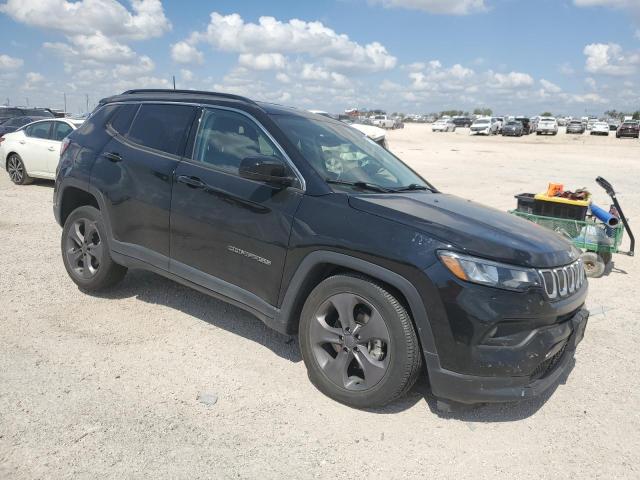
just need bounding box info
[104,100,306,192]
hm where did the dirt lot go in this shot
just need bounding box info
[1,124,639,479]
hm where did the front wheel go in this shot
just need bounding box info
[299,275,422,408]
[6,153,32,185]
[61,206,127,291]
[581,251,606,278]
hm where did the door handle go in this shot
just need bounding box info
[48,146,56,151]
[177,175,206,189]
[102,152,122,163]
[19,140,25,144]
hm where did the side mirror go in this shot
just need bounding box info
[239,155,295,188]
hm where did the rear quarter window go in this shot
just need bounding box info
[126,103,196,156]
[109,103,139,136]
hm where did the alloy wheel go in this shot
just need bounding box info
[309,293,391,391]
[65,218,103,279]
[7,155,24,184]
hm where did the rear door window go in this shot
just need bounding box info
[52,122,74,141]
[127,103,196,156]
[25,121,53,139]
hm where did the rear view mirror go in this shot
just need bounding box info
[239,155,295,188]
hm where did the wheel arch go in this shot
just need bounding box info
[5,151,19,170]
[59,186,100,226]
[276,251,438,355]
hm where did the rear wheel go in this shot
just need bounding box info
[6,154,32,185]
[61,206,127,291]
[299,274,422,408]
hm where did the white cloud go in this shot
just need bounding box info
[180,69,194,81]
[238,53,287,70]
[171,41,204,64]
[584,43,639,76]
[23,71,45,90]
[178,12,396,73]
[540,79,562,93]
[370,0,487,15]
[574,0,638,10]
[489,71,534,88]
[0,0,171,40]
[0,53,23,71]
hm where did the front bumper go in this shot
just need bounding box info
[427,308,589,404]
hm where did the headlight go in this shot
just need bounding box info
[438,251,541,292]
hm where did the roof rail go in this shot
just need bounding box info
[121,89,257,106]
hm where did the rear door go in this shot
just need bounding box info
[91,102,197,269]
[44,121,74,175]
[169,107,304,306]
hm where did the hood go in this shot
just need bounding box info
[350,123,386,141]
[349,192,579,268]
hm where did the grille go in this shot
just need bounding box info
[538,259,585,300]
[531,342,568,380]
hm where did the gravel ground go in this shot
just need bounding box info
[1,125,639,479]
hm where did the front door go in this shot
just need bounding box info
[22,121,54,176]
[170,107,303,307]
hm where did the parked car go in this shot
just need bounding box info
[515,116,532,134]
[469,117,499,135]
[608,119,621,131]
[432,119,456,132]
[53,89,588,409]
[0,116,48,136]
[452,116,472,128]
[536,117,558,135]
[1,118,84,184]
[566,120,586,134]
[392,117,404,129]
[0,107,54,123]
[616,121,640,138]
[590,121,609,136]
[501,120,524,137]
[371,115,395,129]
[347,122,388,149]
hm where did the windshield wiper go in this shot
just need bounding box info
[392,183,429,192]
[325,179,393,193]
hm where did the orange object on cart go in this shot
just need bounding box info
[546,183,563,197]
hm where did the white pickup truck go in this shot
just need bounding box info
[371,115,395,129]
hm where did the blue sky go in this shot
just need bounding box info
[1,0,639,115]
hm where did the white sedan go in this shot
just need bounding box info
[590,121,610,136]
[1,118,83,184]
[432,119,456,132]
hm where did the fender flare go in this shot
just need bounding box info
[276,250,437,355]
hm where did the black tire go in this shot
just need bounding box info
[61,206,127,291]
[299,274,422,408]
[6,153,33,185]
[581,251,606,278]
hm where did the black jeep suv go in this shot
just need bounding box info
[54,90,589,409]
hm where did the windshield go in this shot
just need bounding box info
[271,114,427,191]
[506,121,521,126]
[474,119,489,124]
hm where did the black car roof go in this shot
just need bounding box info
[100,89,334,123]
